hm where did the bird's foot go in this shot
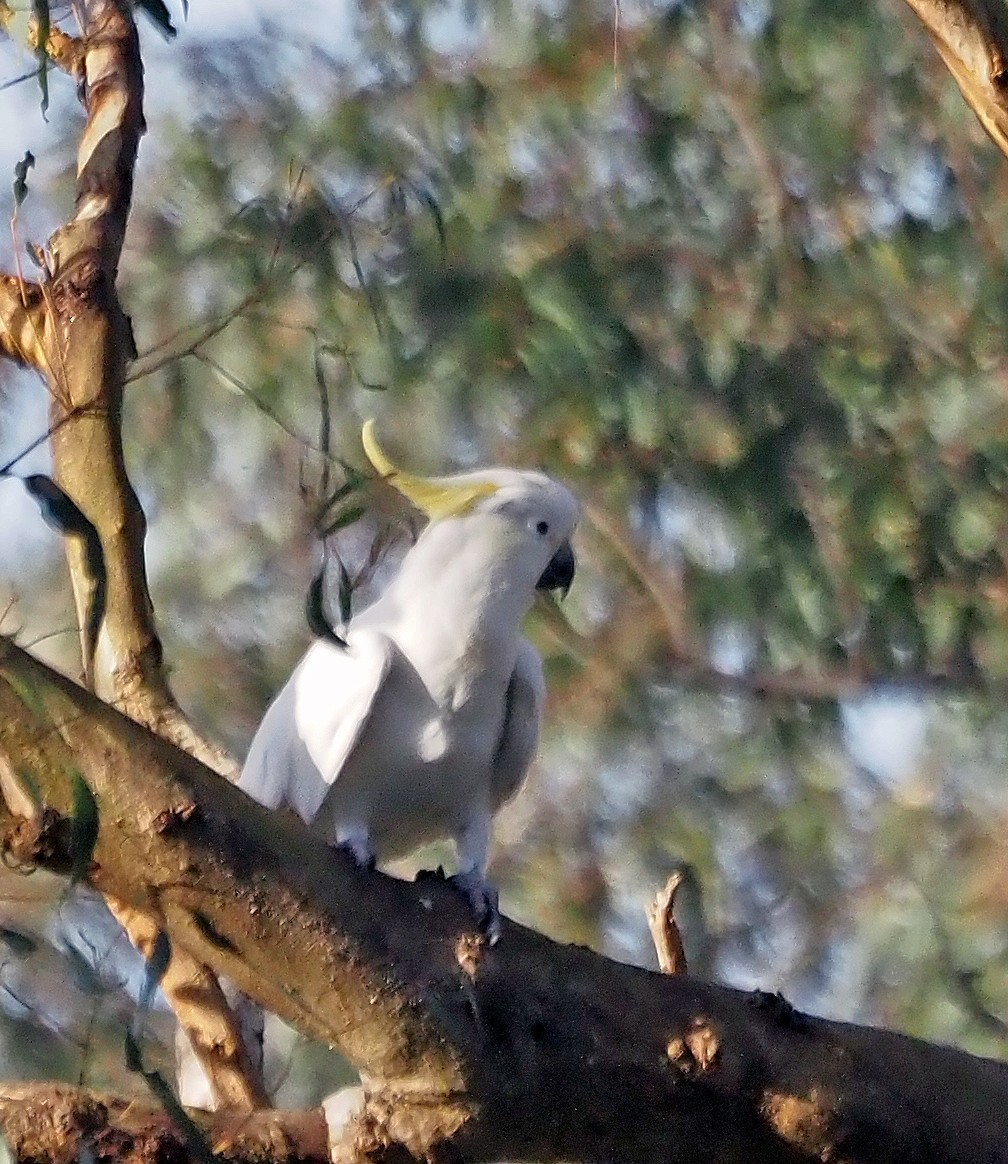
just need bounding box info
[446,869,502,945]
[333,832,376,871]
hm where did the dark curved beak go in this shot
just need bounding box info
[536,539,576,598]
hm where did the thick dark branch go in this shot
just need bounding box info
[0,1083,330,1164]
[903,0,1008,159]
[1,638,1007,1164]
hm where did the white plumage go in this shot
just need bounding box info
[178,423,577,1109]
[238,421,578,913]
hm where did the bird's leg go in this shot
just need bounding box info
[333,824,377,871]
[449,811,502,944]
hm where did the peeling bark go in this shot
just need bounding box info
[0,0,250,1110]
[1,637,1006,1164]
[0,1,86,77]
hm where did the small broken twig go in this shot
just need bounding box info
[647,872,688,976]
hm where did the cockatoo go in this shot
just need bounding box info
[238,420,578,934]
[179,424,576,1109]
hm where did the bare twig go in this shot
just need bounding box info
[647,872,688,976]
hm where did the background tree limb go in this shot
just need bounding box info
[903,0,1008,159]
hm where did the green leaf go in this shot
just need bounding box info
[403,177,447,255]
[315,476,364,524]
[68,769,99,886]
[12,151,35,207]
[124,1029,213,1164]
[133,0,177,38]
[31,1,49,117]
[950,493,999,562]
[337,557,353,625]
[305,568,347,647]
[320,503,366,539]
[138,929,171,1015]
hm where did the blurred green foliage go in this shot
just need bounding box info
[1,0,1007,1100]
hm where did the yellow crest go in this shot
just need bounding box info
[362,420,499,518]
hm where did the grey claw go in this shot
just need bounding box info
[334,836,376,871]
[447,870,502,944]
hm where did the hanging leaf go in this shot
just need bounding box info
[337,557,353,625]
[21,475,106,688]
[138,930,172,1015]
[403,177,447,255]
[12,151,35,208]
[124,1029,212,1163]
[30,1,49,117]
[133,0,177,38]
[306,566,347,647]
[320,503,367,541]
[67,769,98,886]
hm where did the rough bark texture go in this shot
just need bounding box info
[903,0,1008,159]
[0,0,236,772]
[0,1084,329,1164]
[1,637,1007,1164]
[0,0,256,1111]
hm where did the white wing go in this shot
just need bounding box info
[238,631,393,824]
[489,637,545,809]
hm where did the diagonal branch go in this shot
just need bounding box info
[1,637,1007,1163]
[902,0,1008,159]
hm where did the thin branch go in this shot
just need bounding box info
[647,873,688,976]
[903,0,1008,161]
[193,352,330,457]
[126,177,390,386]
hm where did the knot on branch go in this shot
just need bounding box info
[665,1017,720,1076]
[1,804,69,874]
[759,1088,837,1158]
[51,254,102,318]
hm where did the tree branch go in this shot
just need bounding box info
[1,1,252,1110]
[0,273,46,368]
[1,637,1007,1163]
[0,1,86,77]
[0,1083,330,1164]
[648,873,688,976]
[903,0,1008,160]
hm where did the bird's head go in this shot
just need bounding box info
[363,420,577,598]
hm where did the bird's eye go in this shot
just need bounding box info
[536,520,549,535]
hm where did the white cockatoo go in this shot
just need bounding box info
[239,420,578,929]
[178,423,577,1109]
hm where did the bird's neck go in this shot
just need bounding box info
[370,520,531,702]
